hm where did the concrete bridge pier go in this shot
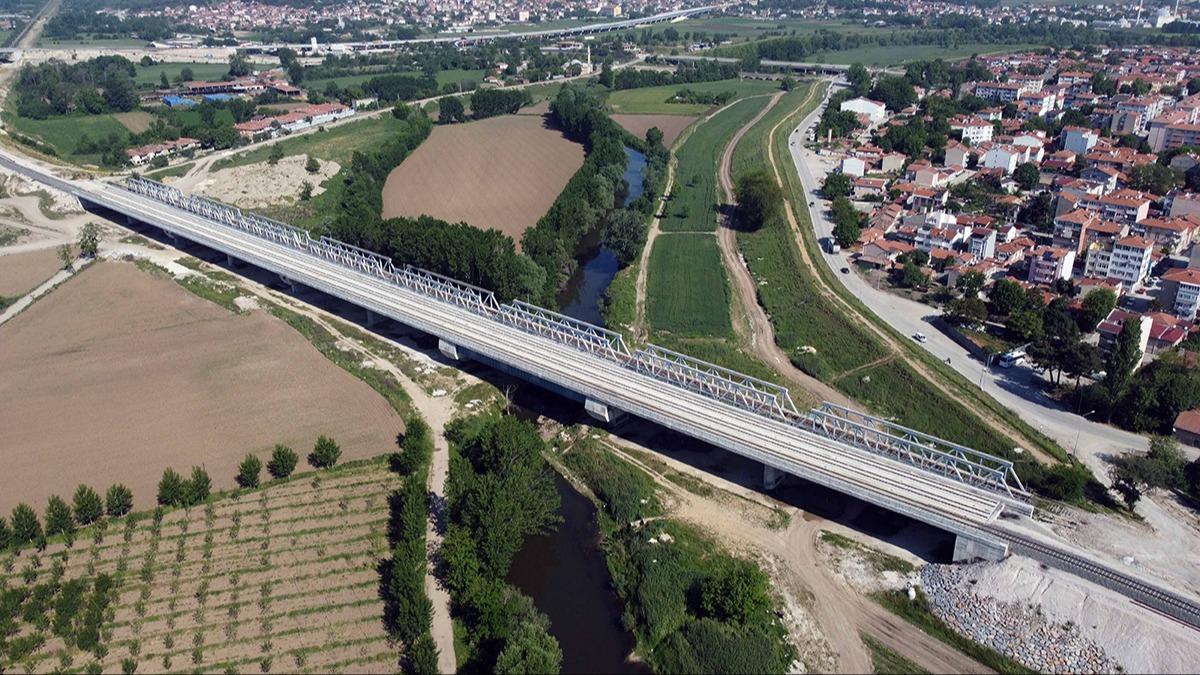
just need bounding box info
[438,338,463,361]
[763,465,786,490]
[584,398,624,424]
[952,533,1008,563]
[365,309,385,328]
[278,275,300,294]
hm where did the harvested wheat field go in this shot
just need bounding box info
[0,260,403,514]
[0,459,405,673]
[611,114,697,148]
[114,111,155,134]
[381,114,584,241]
[0,248,60,297]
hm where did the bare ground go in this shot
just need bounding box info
[191,155,340,209]
[381,114,584,243]
[0,247,61,296]
[0,259,404,513]
[611,113,697,148]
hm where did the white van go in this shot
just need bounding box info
[999,348,1026,368]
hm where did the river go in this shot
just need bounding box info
[557,147,646,326]
[506,473,647,674]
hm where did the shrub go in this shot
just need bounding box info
[184,467,211,506]
[106,484,134,517]
[73,485,104,525]
[308,435,341,469]
[267,444,298,479]
[392,416,433,475]
[237,454,263,489]
[158,469,184,506]
[408,633,440,674]
[45,496,76,542]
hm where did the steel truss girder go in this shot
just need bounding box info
[124,176,1028,502]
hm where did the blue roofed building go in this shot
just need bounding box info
[162,95,196,107]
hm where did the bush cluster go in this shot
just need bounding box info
[156,467,211,508]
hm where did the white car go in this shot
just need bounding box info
[913,332,928,343]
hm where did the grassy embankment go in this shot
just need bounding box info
[211,113,413,172]
[303,68,487,93]
[559,437,796,673]
[729,80,1068,469]
[642,93,779,381]
[606,79,780,116]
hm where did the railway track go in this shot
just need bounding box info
[985,525,1200,631]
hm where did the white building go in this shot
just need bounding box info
[839,97,888,126]
[982,145,1021,174]
[1085,235,1155,289]
[840,156,866,178]
[1027,246,1076,285]
[1061,126,1099,155]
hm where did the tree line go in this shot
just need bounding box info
[14,57,138,120]
[1,483,132,553]
[606,59,740,90]
[441,414,563,673]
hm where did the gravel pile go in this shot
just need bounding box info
[920,564,1120,674]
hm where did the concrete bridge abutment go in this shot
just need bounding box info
[952,533,1008,563]
[584,398,624,424]
[438,338,463,361]
[763,465,786,490]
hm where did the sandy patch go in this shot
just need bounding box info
[113,110,155,133]
[0,260,403,513]
[381,113,584,242]
[611,113,697,148]
[0,247,61,296]
[194,154,340,209]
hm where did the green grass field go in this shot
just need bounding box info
[36,36,149,48]
[132,61,266,89]
[606,79,780,116]
[211,113,410,171]
[144,161,194,180]
[2,111,131,162]
[807,42,1039,66]
[661,95,770,233]
[304,68,487,93]
[862,634,929,675]
[172,107,235,127]
[646,233,731,336]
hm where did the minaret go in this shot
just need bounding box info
[587,44,592,71]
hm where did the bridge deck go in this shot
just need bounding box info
[88,182,1008,536]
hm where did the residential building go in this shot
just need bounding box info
[1096,309,1153,366]
[949,115,994,144]
[1080,189,1153,225]
[974,81,1035,102]
[1133,215,1197,254]
[1163,267,1200,319]
[840,156,866,177]
[1061,126,1099,155]
[967,227,997,261]
[1085,235,1155,288]
[840,97,888,125]
[1027,246,1076,285]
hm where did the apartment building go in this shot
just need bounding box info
[1163,267,1200,320]
[1026,246,1076,285]
[1080,190,1153,225]
[1085,236,1155,288]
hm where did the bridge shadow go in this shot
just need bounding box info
[100,203,956,564]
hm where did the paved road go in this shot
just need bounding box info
[784,84,1148,478]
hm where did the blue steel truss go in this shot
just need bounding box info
[124,176,1028,501]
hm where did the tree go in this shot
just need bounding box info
[645,126,664,148]
[309,435,342,469]
[1110,436,1187,509]
[0,517,9,553]
[267,144,284,165]
[1079,289,1117,332]
[72,485,103,526]
[159,71,169,89]
[988,279,1027,319]
[956,270,986,297]
[57,242,74,270]
[1128,163,1177,195]
[157,468,184,506]
[899,261,926,289]
[699,560,771,624]
[268,444,298,479]
[780,76,795,92]
[1104,319,1143,400]
[1006,308,1044,342]
[304,155,319,174]
[392,103,412,120]
[822,172,852,199]
[847,62,871,97]
[45,495,75,543]
[495,620,562,674]
[437,96,466,124]
[78,222,101,258]
[184,467,211,506]
[734,170,782,230]
[869,75,917,111]
[236,454,262,489]
[227,52,251,77]
[1013,162,1040,191]
[10,503,42,548]
[299,181,313,201]
[945,296,987,326]
[408,633,440,674]
[601,208,648,266]
[105,484,133,518]
[180,66,195,82]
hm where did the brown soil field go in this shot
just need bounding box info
[0,260,403,514]
[381,113,584,242]
[114,110,156,134]
[612,113,697,148]
[0,248,60,297]
[0,460,403,674]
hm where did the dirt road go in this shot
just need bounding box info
[714,88,855,410]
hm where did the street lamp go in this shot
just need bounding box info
[978,353,994,389]
[1072,409,1097,458]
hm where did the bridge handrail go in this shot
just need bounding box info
[122,176,1028,501]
